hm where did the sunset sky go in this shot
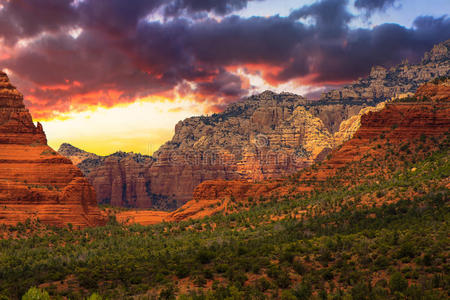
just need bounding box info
[1,0,449,155]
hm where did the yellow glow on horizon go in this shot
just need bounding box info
[38,98,206,156]
[34,72,316,156]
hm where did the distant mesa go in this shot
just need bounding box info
[0,71,105,227]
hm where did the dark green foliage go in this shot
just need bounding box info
[292,281,312,299]
[389,272,408,293]
[0,138,448,299]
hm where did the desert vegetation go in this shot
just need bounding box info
[0,132,448,299]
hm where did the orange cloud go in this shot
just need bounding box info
[28,89,178,121]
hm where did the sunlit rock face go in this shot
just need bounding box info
[190,85,450,209]
[143,91,373,206]
[0,72,47,145]
[0,71,105,227]
[115,81,450,226]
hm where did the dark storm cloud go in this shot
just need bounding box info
[354,0,397,13]
[0,0,77,44]
[0,0,255,43]
[163,0,257,17]
[0,0,449,116]
[289,0,353,37]
[185,16,308,65]
[3,29,173,111]
[76,0,163,36]
[195,69,246,99]
[275,15,450,83]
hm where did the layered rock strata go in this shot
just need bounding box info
[0,71,105,227]
[117,96,450,226]
[169,89,450,221]
[62,93,373,208]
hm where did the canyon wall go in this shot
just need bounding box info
[116,80,450,225]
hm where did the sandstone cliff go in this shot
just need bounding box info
[0,71,105,227]
[63,92,371,208]
[117,96,450,226]
[415,77,450,101]
[58,146,175,210]
[139,84,449,225]
[148,91,375,205]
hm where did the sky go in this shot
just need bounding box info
[0,0,449,155]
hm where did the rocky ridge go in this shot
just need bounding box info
[195,84,450,204]
[321,39,450,102]
[149,91,372,205]
[58,143,100,166]
[62,93,377,208]
[116,81,450,225]
[0,71,105,227]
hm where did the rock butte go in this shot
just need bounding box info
[116,81,450,225]
[0,71,105,227]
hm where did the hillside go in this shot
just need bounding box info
[0,80,448,299]
[115,79,450,225]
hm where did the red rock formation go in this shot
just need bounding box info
[317,101,450,175]
[62,93,370,208]
[0,71,105,227]
[58,146,170,210]
[116,87,449,225]
[415,78,450,101]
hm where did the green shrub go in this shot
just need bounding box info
[351,282,371,300]
[87,293,102,300]
[281,290,297,300]
[293,281,312,299]
[22,287,50,300]
[396,242,416,259]
[389,272,408,293]
[292,260,306,275]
